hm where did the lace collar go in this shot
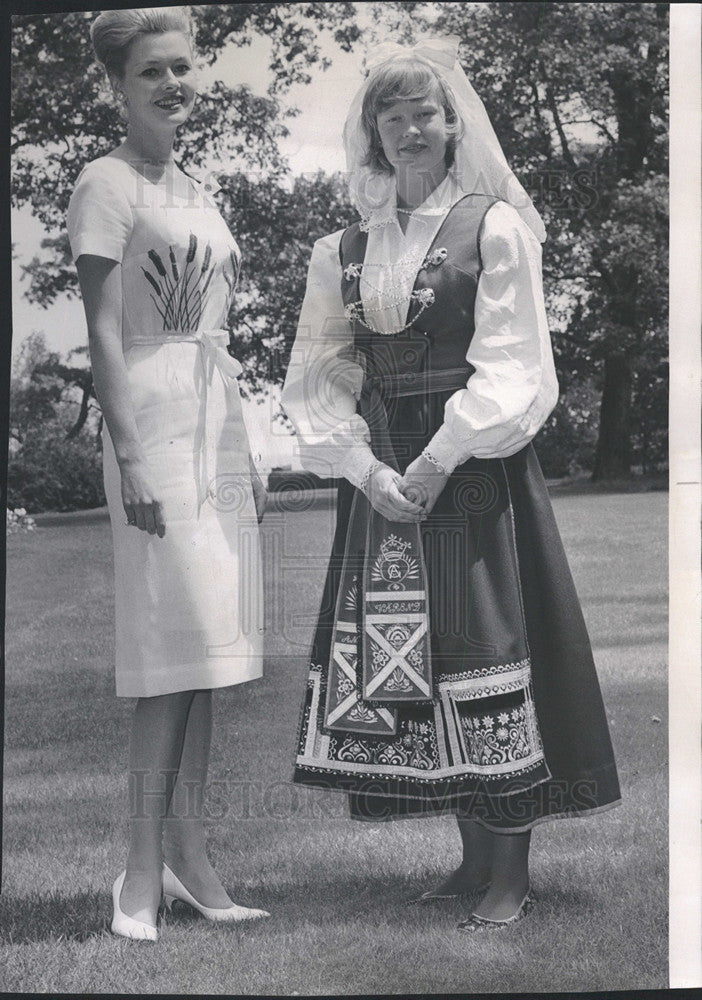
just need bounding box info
[359,170,465,231]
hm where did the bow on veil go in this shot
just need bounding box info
[343,35,546,241]
[365,37,460,72]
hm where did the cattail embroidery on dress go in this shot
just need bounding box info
[222,249,240,312]
[141,234,237,332]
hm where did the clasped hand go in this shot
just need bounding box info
[365,455,449,522]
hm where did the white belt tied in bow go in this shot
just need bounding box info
[127,329,244,512]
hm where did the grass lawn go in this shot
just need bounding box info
[1,490,667,994]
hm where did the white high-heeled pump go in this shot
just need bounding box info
[111,870,159,941]
[162,863,270,923]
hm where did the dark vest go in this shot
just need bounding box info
[339,194,499,391]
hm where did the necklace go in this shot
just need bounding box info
[344,287,435,335]
[396,206,416,215]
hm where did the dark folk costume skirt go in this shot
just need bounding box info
[292,391,621,831]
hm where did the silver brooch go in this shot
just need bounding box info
[415,288,435,307]
[422,247,448,269]
[344,302,361,322]
[343,262,363,281]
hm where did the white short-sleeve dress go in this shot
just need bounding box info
[67,155,263,698]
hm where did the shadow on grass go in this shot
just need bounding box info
[0,890,111,944]
[184,871,605,931]
[0,876,477,944]
[584,592,667,607]
[0,864,661,950]
[592,632,667,649]
[546,474,668,497]
[159,874,488,929]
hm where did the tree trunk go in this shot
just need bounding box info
[592,354,633,481]
[65,385,91,440]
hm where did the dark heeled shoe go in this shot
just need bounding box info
[456,889,535,931]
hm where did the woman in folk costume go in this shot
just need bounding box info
[281,37,620,930]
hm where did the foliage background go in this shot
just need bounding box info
[10,2,669,511]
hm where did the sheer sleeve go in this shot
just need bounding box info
[281,231,377,488]
[66,160,133,264]
[424,201,559,473]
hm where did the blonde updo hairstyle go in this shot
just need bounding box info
[360,58,464,173]
[90,6,193,79]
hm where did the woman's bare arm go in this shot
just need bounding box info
[75,253,165,537]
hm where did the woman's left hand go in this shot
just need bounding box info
[249,456,268,524]
[398,454,449,515]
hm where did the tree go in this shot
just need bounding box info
[9,333,65,448]
[13,3,361,304]
[218,170,356,394]
[376,1,668,478]
[10,334,100,445]
[13,3,668,480]
[8,334,105,512]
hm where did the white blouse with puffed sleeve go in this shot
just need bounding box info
[281,186,559,487]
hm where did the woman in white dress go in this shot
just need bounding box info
[67,8,268,940]
[282,39,620,930]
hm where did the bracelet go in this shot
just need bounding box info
[359,459,382,494]
[421,449,449,476]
